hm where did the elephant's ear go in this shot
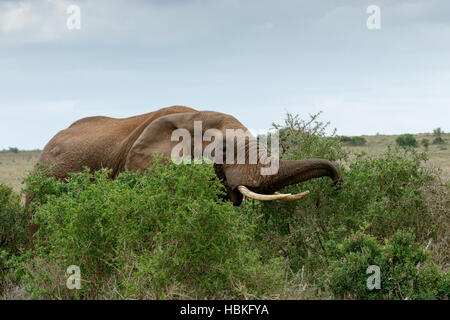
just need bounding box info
[124,111,199,171]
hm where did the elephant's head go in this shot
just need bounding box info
[124,111,342,205]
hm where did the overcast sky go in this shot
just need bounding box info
[1,0,449,150]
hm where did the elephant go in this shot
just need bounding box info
[26,105,342,247]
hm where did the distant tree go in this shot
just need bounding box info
[8,147,19,153]
[421,138,429,151]
[433,127,443,137]
[396,134,418,148]
[432,128,445,145]
[433,137,445,144]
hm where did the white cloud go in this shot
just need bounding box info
[0,2,36,33]
[0,0,73,43]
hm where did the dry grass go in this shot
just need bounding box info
[0,150,41,194]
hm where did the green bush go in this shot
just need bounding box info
[251,147,437,258]
[0,184,27,255]
[325,230,449,299]
[0,184,28,294]
[241,113,448,299]
[272,112,348,162]
[396,134,418,148]
[433,137,445,145]
[20,159,288,299]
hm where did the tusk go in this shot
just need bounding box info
[275,191,310,202]
[237,185,292,201]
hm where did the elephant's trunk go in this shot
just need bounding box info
[222,138,343,203]
[270,158,342,191]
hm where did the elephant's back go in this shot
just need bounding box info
[68,105,197,133]
[38,105,197,178]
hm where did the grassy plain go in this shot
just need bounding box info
[0,150,41,194]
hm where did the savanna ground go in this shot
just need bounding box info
[0,150,41,195]
[0,116,449,300]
